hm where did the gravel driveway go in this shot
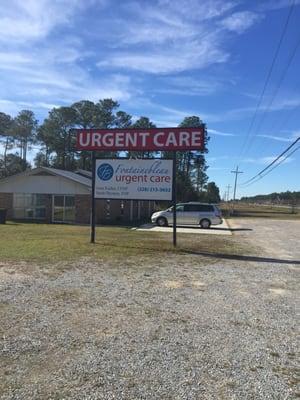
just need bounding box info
[228,218,300,260]
[1,218,299,399]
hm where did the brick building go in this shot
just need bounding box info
[0,167,155,224]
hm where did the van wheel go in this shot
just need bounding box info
[200,219,211,229]
[157,217,168,227]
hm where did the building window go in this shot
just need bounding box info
[53,195,75,223]
[13,194,47,219]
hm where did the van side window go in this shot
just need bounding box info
[199,205,214,212]
[184,204,200,211]
[183,204,215,212]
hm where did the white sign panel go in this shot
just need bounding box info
[94,159,173,200]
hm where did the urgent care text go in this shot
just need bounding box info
[76,127,204,151]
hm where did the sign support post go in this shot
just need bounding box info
[91,151,96,243]
[172,151,177,247]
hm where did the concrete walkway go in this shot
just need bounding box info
[133,219,232,235]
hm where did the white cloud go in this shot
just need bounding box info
[0,42,136,115]
[267,97,300,111]
[220,11,261,34]
[0,99,59,115]
[258,0,300,11]
[210,96,300,122]
[0,52,32,65]
[291,131,300,139]
[96,0,262,74]
[0,0,125,117]
[207,156,230,162]
[157,0,237,21]
[98,38,229,74]
[118,18,195,45]
[257,134,294,142]
[208,128,235,136]
[0,0,85,43]
[242,155,294,165]
[152,103,210,121]
[74,75,136,103]
[154,76,222,96]
[125,98,217,127]
[0,0,134,114]
[207,166,229,171]
[0,0,271,123]
[262,156,294,165]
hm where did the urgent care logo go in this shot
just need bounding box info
[97,163,114,181]
[76,127,204,151]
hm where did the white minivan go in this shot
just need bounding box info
[151,202,223,228]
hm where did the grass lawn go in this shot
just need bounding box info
[0,222,245,264]
[221,202,300,220]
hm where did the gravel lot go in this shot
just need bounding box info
[1,218,299,399]
[228,218,300,260]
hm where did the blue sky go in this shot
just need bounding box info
[0,0,299,198]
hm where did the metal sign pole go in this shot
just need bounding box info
[91,151,96,243]
[172,151,177,247]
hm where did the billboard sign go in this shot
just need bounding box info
[94,159,173,200]
[76,127,204,151]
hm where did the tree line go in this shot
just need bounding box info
[0,99,220,203]
[240,191,300,205]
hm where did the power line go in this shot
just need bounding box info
[241,136,300,185]
[242,144,300,188]
[246,136,299,182]
[249,80,300,162]
[259,144,300,178]
[239,0,295,159]
[263,92,300,136]
[247,33,300,150]
[254,103,299,160]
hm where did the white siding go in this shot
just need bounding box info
[0,175,90,195]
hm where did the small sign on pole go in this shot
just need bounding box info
[94,159,173,201]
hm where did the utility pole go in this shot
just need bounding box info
[225,184,231,202]
[225,184,231,217]
[231,166,243,215]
